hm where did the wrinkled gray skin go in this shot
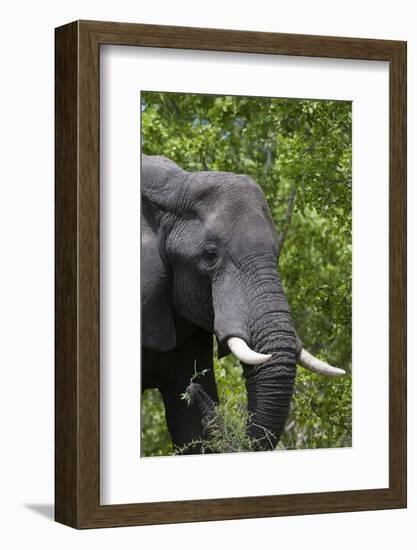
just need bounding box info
[142,154,297,452]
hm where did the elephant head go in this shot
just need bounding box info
[142,154,344,450]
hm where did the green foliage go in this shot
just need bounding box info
[279,369,352,450]
[141,389,172,457]
[141,92,352,455]
[175,361,254,455]
[175,354,265,454]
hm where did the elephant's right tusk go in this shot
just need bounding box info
[298,348,346,377]
[227,337,272,366]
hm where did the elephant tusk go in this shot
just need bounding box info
[227,337,272,366]
[298,348,346,377]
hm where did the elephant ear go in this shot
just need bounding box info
[141,154,188,211]
[141,212,176,352]
[141,154,190,351]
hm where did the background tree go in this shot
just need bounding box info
[141,92,352,456]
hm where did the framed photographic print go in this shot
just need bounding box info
[55,20,406,528]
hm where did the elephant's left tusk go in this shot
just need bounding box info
[227,337,272,366]
[298,348,346,377]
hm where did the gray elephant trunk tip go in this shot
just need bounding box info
[186,382,216,421]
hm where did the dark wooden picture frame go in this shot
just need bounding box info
[55,20,407,529]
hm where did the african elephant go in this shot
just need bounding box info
[141,154,344,453]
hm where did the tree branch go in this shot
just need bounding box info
[277,186,297,256]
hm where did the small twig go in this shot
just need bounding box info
[298,428,309,449]
[250,422,276,450]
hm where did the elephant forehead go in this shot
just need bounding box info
[201,186,276,232]
[193,187,269,225]
[189,171,263,204]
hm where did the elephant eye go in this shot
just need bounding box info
[202,245,218,263]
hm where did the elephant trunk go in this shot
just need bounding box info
[213,255,297,450]
[243,287,297,449]
[186,382,216,422]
